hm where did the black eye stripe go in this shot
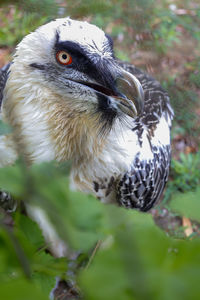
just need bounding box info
[55,40,89,61]
[54,32,116,89]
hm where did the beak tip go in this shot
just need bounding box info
[115,68,144,118]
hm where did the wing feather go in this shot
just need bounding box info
[117,61,173,211]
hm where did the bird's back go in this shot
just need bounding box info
[119,62,173,128]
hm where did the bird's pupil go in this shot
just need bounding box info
[62,54,67,60]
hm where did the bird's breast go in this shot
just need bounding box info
[70,122,150,201]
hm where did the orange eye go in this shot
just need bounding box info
[56,51,72,65]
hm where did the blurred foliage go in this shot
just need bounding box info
[1,0,200,53]
[0,0,200,299]
[163,79,199,137]
[0,161,200,299]
[0,7,52,47]
[170,187,200,223]
[162,58,200,137]
[188,58,200,88]
[0,0,57,15]
[19,0,58,15]
[163,152,200,204]
[171,152,200,192]
[64,0,200,54]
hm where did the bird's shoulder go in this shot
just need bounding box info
[0,63,11,110]
[119,61,174,128]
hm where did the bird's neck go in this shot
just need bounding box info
[2,68,106,164]
[45,98,106,162]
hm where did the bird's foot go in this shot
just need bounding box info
[0,190,17,213]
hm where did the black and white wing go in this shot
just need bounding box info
[117,62,174,212]
[119,62,173,128]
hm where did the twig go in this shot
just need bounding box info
[85,240,102,271]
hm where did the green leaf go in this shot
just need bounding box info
[0,162,26,197]
[32,179,104,251]
[79,207,200,300]
[33,251,67,276]
[79,208,167,300]
[169,187,200,222]
[15,214,45,250]
[20,162,104,251]
[65,190,104,250]
[32,272,56,297]
[0,226,31,277]
[32,252,67,294]
[0,279,49,300]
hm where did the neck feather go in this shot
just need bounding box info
[2,66,106,163]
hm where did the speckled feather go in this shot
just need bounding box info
[85,63,173,211]
[115,62,173,211]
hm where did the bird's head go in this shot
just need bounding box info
[3,18,144,161]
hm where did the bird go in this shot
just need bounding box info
[0,17,173,256]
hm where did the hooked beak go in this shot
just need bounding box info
[113,68,144,118]
[69,66,144,119]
